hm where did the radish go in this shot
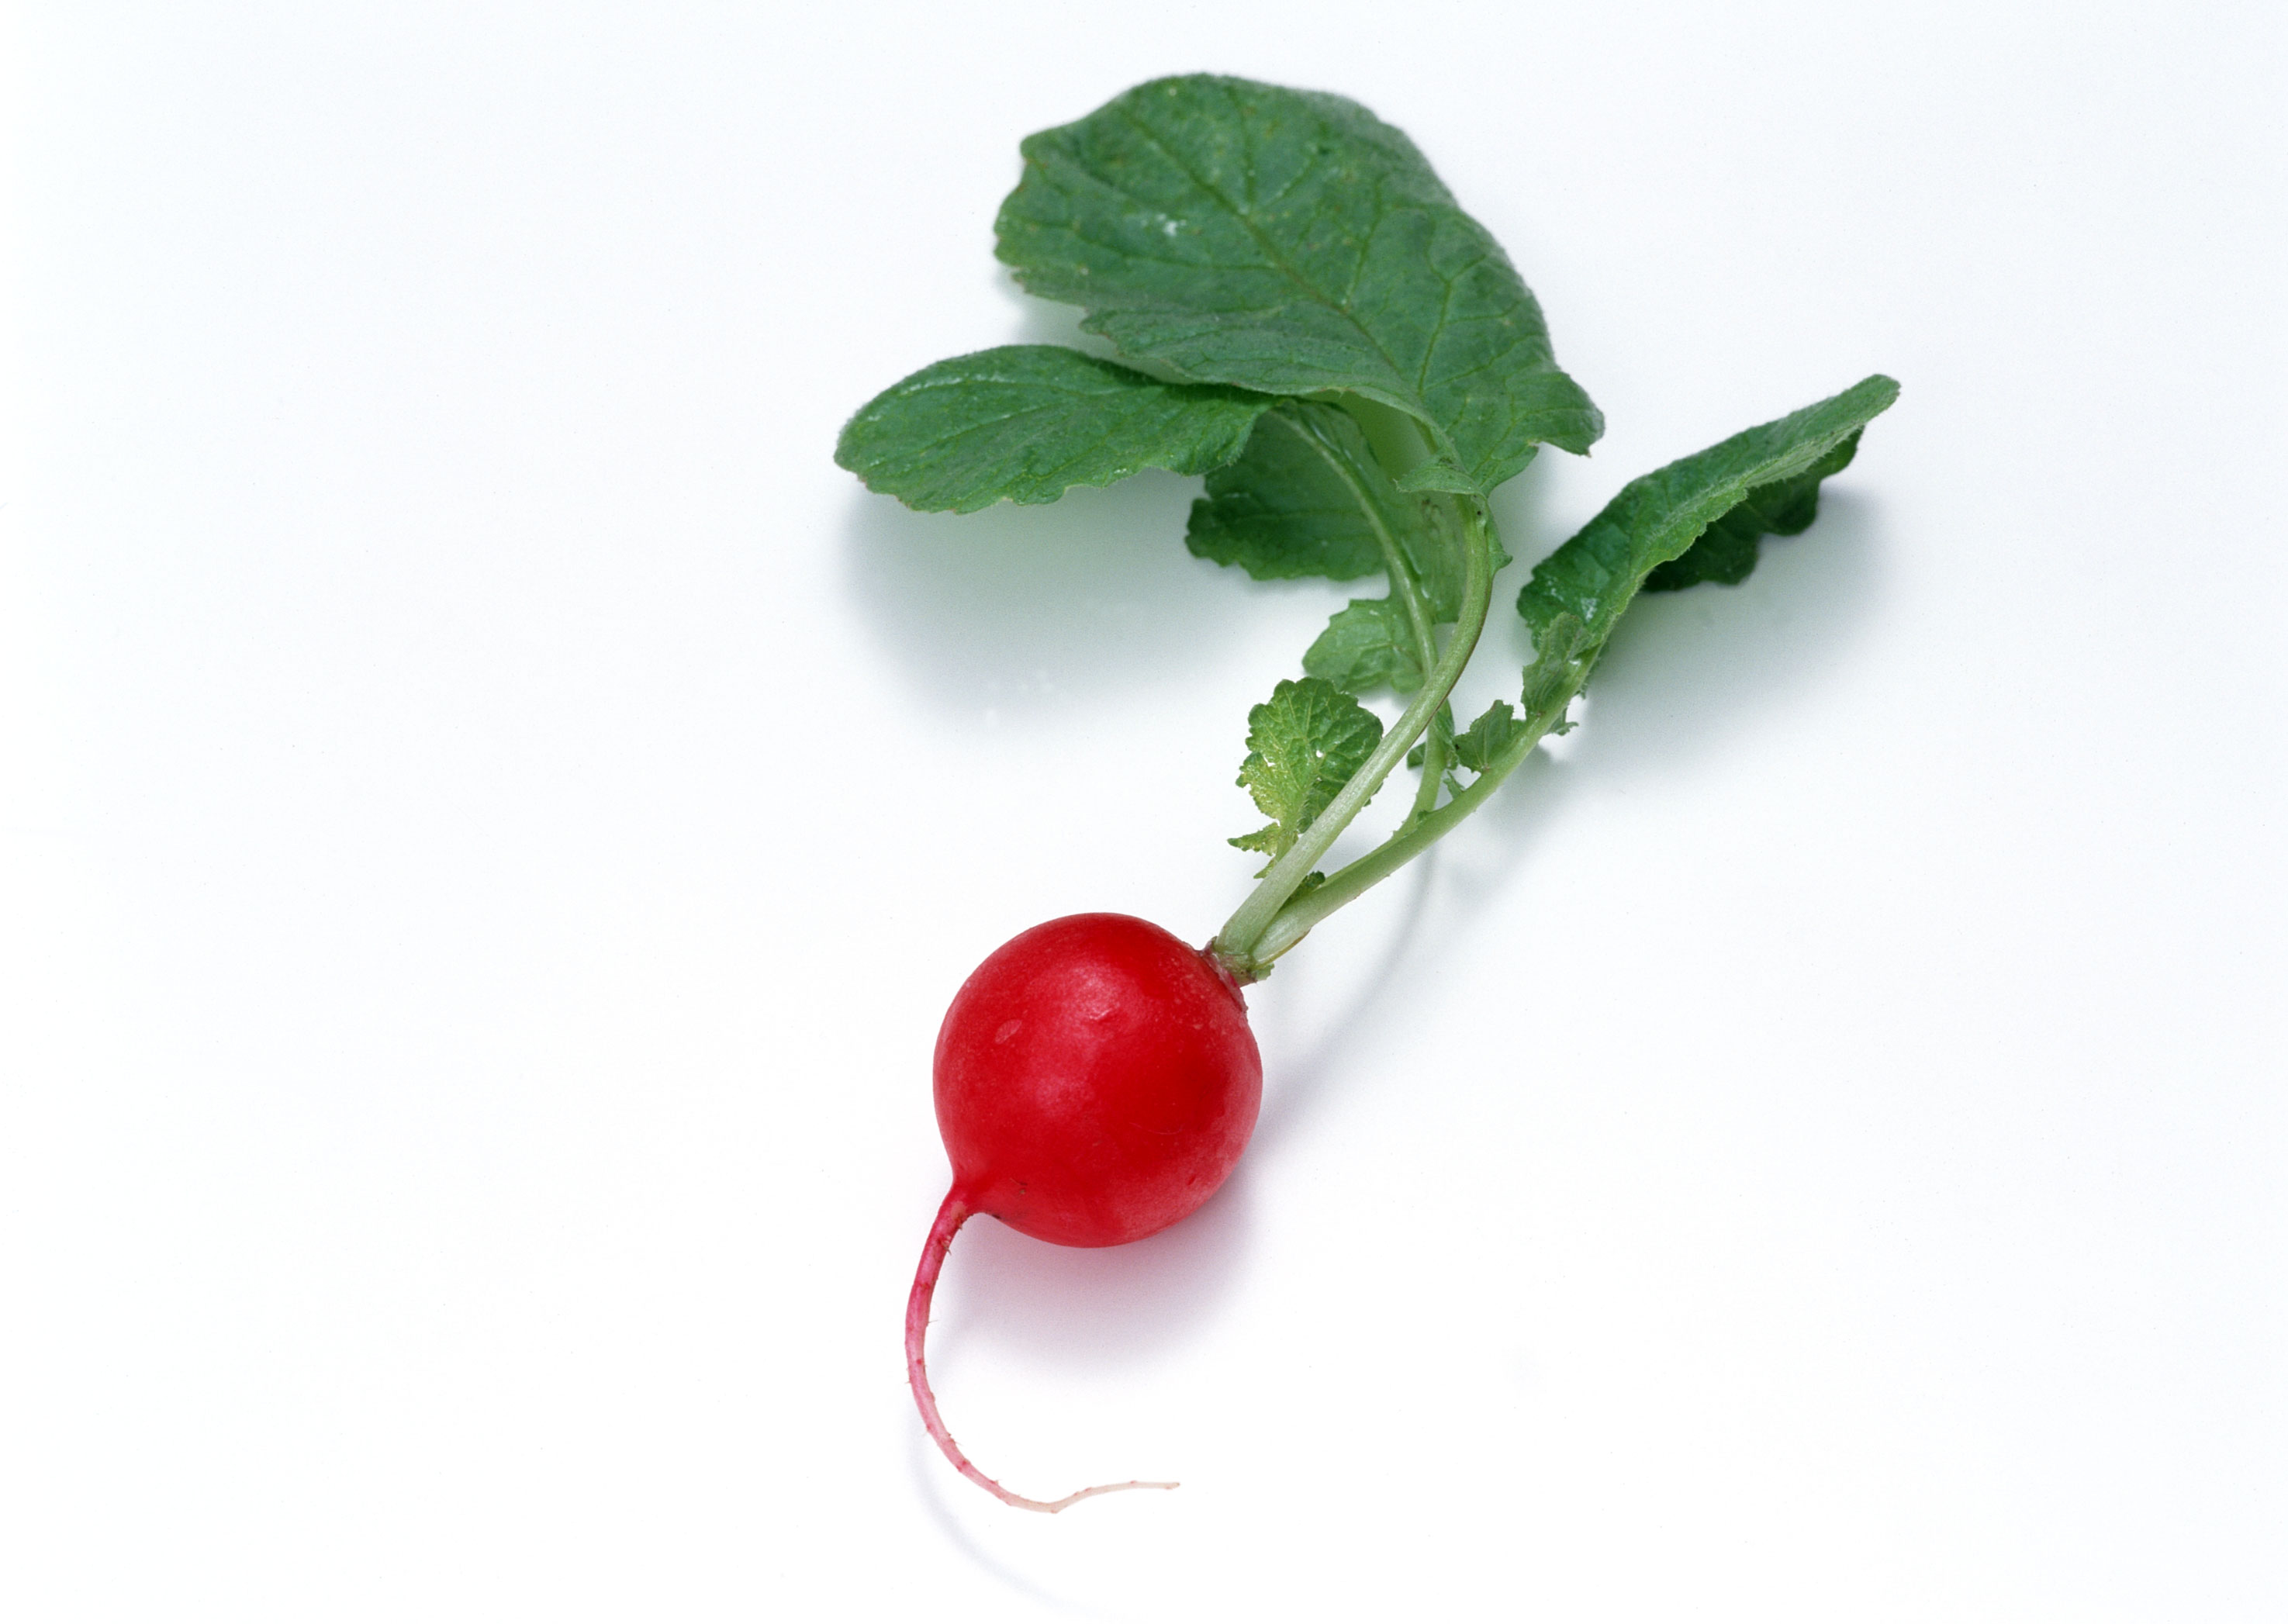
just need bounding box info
[906,914,1260,1512]
[845,74,1896,1510]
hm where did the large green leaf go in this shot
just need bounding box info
[835,344,1277,513]
[996,75,1602,493]
[1517,375,1899,697]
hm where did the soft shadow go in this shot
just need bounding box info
[1248,858,1440,1156]
[904,1166,1250,1612]
[905,1424,1110,1619]
[1248,752,1584,1154]
[997,272,1112,355]
[931,1164,1256,1373]
[1240,495,1880,1149]
[838,269,1329,719]
[1487,439,1569,572]
[840,478,1329,719]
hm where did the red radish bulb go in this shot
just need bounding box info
[905,913,1262,1512]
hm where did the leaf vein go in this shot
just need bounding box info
[1106,101,1415,399]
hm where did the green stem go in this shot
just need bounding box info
[1284,412,1440,677]
[1405,708,1450,828]
[1214,498,1496,966]
[1245,679,1581,966]
[1283,409,1450,830]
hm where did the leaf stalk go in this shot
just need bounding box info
[1246,679,1580,966]
[1213,497,1496,968]
[1284,409,1453,830]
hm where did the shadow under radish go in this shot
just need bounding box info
[1243,491,1888,1151]
[1245,751,1585,1158]
[837,477,1342,724]
[925,1162,1256,1378]
[1244,855,1443,1158]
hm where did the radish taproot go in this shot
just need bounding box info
[843,74,1897,1511]
[906,914,1260,1511]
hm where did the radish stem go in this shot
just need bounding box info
[1281,409,1452,828]
[1213,496,1496,967]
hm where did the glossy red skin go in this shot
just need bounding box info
[934,914,1261,1248]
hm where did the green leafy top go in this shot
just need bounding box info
[835,344,1277,513]
[834,74,1897,985]
[996,75,1602,493]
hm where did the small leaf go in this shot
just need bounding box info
[1451,700,1531,773]
[1228,824,1287,858]
[1517,376,1899,692]
[835,344,1277,513]
[1232,677,1384,870]
[996,75,1602,492]
[1304,598,1424,696]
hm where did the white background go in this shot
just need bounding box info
[4,2,2283,1619]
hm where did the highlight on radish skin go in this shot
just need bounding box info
[905,913,1261,1512]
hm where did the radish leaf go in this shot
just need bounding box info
[1231,678,1384,870]
[1642,431,1864,592]
[1184,403,1397,584]
[1191,399,1482,682]
[835,344,1277,514]
[1451,700,1530,772]
[1518,375,1900,697]
[996,75,1602,494]
[1304,598,1424,695]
